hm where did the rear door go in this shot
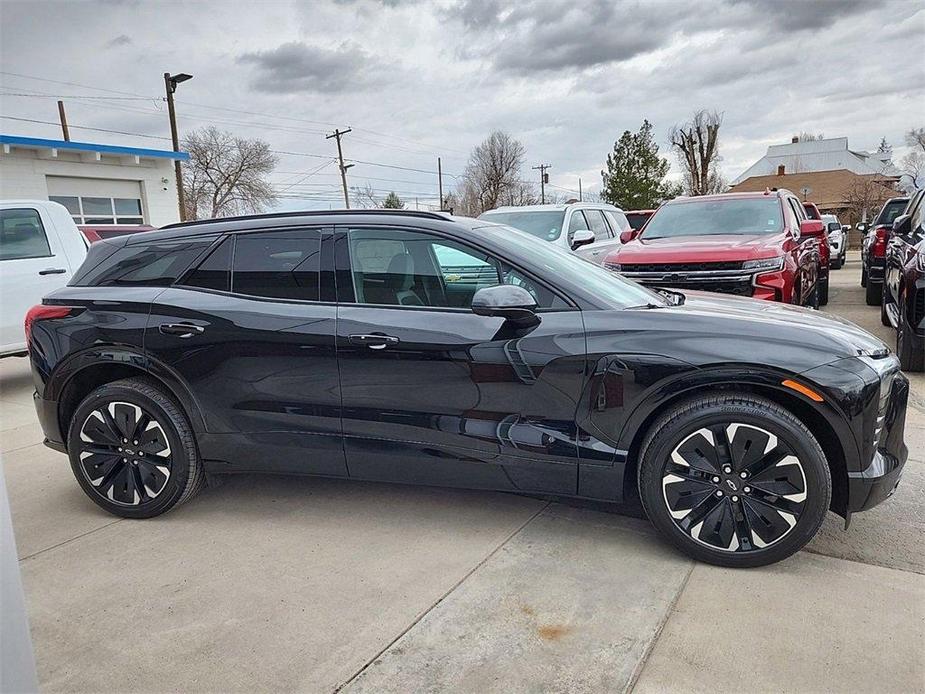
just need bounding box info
[0,205,75,353]
[145,227,346,476]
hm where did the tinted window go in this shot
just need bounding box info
[232,230,321,301]
[348,228,567,309]
[643,198,784,238]
[76,237,215,286]
[584,209,610,238]
[477,210,566,242]
[0,208,52,261]
[181,237,233,292]
[625,212,650,231]
[802,204,820,220]
[875,199,908,226]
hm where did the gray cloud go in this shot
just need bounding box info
[237,41,374,94]
[730,0,873,30]
[105,34,132,48]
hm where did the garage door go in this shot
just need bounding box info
[46,176,144,225]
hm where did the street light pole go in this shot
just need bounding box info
[164,72,192,221]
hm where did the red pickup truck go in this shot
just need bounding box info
[601,190,822,306]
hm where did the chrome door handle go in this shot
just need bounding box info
[348,333,400,349]
[159,323,205,338]
[39,268,67,275]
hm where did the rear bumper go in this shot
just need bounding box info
[868,258,886,283]
[33,392,66,452]
[847,373,908,513]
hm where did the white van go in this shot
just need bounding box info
[1,201,88,356]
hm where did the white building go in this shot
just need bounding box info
[731,137,901,186]
[0,134,188,227]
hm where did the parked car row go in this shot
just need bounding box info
[861,195,909,306]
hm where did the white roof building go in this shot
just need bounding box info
[731,137,901,186]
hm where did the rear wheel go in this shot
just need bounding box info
[637,393,831,568]
[818,275,829,306]
[861,265,868,287]
[67,378,203,518]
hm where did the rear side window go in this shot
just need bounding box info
[604,210,631,233]
[0,208,52,261]
[181,237,233,292]
[75,236,215,286]
[232,230,321,301]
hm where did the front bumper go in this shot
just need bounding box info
[847,372,908,513]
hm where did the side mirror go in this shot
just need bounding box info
[619,229,639,244]
[570,229,595,250]
[841,225,850,232]
[892,213,912,237]
[855,222,869,233]
[799,219,825,238]
[472,285,538,325]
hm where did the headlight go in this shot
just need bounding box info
[859,354,900,449]
[604,261,622,272]
[742,256,784,271]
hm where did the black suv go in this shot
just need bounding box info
[862,196,909,305]
[27,211,909,567]
[882,189,924,371]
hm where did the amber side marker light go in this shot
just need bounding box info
[782,379,824,402]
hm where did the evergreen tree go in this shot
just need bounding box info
[382,191,404,209]
[601,120,672,209]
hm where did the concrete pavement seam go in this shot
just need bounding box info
[624,561,696,694]
[18,518,124,562]
[333,500,552,693]
[800,545,925,576]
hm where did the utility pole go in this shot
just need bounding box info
[533,163,551,204]
[437,157,444,211]
[326,128,353,208]
[164,72,193,221]
[578,177,582,202]
[56,101,70,141]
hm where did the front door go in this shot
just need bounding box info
[145,227,346,476]
[334,225,587,495]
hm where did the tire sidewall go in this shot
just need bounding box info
[67,382,192,519]
[639,399,831,568]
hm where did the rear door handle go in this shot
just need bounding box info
[39,268,67,275]
[159,323,205,338]
[348,333,400,349]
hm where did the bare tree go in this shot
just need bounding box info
[906,127,925,154]
[794,131,825,142]
[901,151,925,191]
[843,175,895,224]
[351,182,379,209]
[181,127,277,220]
[669,110,723,196]
[457,131,527,214]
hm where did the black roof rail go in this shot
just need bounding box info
[160,208,453,230]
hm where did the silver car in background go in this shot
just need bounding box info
[821,213,849,269]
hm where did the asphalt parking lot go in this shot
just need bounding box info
[2,251,923,693]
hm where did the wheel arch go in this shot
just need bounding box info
[51,348,206,450]
[618,373,850,518]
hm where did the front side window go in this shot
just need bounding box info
[643,198,784,239]
[348,228,568,309]
[584,209,611,239]
[0,208,52,261]
[604,210,631,234]
[232,230,321,301]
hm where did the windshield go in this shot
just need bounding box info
[642,198,783,239]
[478,210,566,242]
[477,223,667,309]
[875,199,908,226]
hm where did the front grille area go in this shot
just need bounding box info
[638,278,754,296]
[619,261,744,273]
[912,287,924,328]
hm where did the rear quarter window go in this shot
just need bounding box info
[73,236,216,287]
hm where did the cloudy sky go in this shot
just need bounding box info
[1,0,923,210]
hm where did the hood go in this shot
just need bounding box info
[611,234,785,263]
[668,290,889,360]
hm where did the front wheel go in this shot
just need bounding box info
[897,308,924,372]
[637,393,831,568]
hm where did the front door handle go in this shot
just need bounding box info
[39,267,67,275]
[348,333,400,349]
[159,323,205,338]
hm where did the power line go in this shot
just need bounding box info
[0,114,170,140]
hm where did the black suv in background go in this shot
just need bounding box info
[882,189,924,371]
[26,210,908,567]
[862,196,909,305]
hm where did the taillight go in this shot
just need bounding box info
[24,305,77,350]
[872,225,890,258]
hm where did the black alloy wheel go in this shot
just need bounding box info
[68,379,203,518]
[638,394,830,567]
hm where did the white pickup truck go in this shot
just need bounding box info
[1,200,88,357]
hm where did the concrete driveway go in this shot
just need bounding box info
[2,252,923,693]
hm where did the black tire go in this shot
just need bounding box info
[67,378,204,518]
[897,308,925,372]
[865,279,882,306]
[832,256,842,270]
[861,265,868,287]
[806,282,820,310]
[818,275,829,306]
[637,393,831,568]
[880,290,892,327]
